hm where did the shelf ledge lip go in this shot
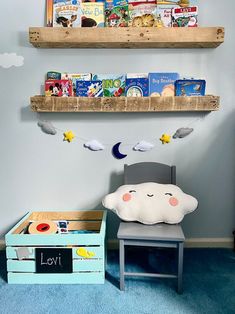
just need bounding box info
[30,95,220,113]
[29,27,225,49]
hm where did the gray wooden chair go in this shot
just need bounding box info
[117,162,185,293]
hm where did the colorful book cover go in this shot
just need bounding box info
[155,6,172,27]
[61,73,92,95]
[128,0,157,27]
[81,3,105,27]
[156,1,198,27]
[175,79,206,96]
[46,0,54,27]
[53,0,81,27]
[45,80,73,97]
[105,0,129,27]
[126,77,149,97]
[76,80,103,97]
[149,73,179,96]
[172,6,198,27]
[157,0,198,7]
[47,71,61,80]
[92,74,125,97]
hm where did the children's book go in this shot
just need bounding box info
[92,74,126,97]
[105,0,129,27]
[81,2,105,27]
[61,73,92,95]
[128,0,157,27]
[45,80,73,97]
[155,6,172,27]
[126,74,149,97]
[46,0,54,27]
[47,71,61,80]
[76,81,103,97]
[149,73,179,96]
[175,79,206,96]
[172,6,198,27]
[53,0,81,27]
[156,1,198,27]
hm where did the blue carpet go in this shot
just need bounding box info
[0,248,235,314]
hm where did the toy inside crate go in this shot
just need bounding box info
[5,210,106,284]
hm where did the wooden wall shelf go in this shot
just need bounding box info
[29,27,224,49]
[30,95,219,112]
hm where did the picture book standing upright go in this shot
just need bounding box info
[53,0,82,27]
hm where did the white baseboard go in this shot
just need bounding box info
[0,238,233,250]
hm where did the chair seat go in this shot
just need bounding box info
[117,222,185,242]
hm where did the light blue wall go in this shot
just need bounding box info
[0,0,234,239]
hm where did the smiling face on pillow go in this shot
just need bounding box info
[102,182,198,225]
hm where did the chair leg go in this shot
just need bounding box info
[177,242,184,294]
[119,240,125,291]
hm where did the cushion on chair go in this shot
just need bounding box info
[102,182,198,225]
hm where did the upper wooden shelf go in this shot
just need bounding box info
[29,27,224,49]
[30,95,219,112]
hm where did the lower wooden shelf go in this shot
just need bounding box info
[30,95,220,112]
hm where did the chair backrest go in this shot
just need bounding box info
[124,162,176,185]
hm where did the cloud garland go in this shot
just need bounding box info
[0,53,24,69]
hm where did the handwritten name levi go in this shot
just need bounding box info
[40,253,63,267]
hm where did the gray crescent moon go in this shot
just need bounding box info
[112,142,127,159]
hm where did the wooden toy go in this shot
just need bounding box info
[5,210,107,284]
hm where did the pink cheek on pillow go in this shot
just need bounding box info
[122,193,132,202]
[169,197,179,207]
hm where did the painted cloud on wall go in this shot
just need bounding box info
[0,53,24,69]
[102,182,198,225]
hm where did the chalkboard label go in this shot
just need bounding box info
[35,248,72,273]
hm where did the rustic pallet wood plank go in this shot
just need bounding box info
[29,27,225,49]
[7,259,104,272]
[6,246,104,259]
[30,210,103,221]
[30,95,220,112]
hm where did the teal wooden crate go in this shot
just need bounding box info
[5,210,107,284]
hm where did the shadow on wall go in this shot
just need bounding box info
[176,110,235,238]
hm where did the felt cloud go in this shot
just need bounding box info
[0,53,24,69]
[173,128,193,139]
[133,141,154,152]
[102,182,198,225]
[84,140,105,151]
[38,121,57,135]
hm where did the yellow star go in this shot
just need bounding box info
[160,134,171,144]
[63,130,75,143]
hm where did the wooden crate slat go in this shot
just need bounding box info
[30,210,103,221]
[8,272,105,284]
[6,246,104,260]
[29,27,225,48]
[7,259,104,273]
[6,233,103,246]
[31,95,220,112]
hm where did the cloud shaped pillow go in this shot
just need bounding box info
[102,182,198,225]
